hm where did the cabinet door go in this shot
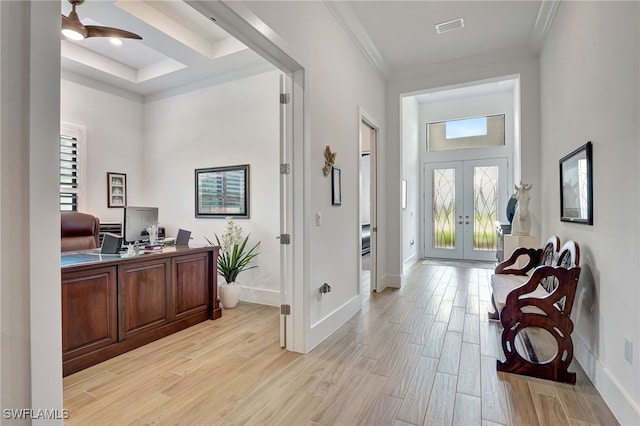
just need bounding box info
[62,266,117,360]
[172,252,210,321]
[118,259,171,340]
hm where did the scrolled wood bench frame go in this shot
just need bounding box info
[488,236,560,321]
[491,240,581,384]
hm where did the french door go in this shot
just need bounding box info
[425,158,508,261]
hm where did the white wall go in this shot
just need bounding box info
[401,96,419,265]
[540,2,640,423]
[60,78,145,223]
[243,1,386,348]
[144,70,281,306]
[387,49,540,286]
[1,1,64,421]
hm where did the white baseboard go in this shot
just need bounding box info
[308,295,362,351]
[574,335,640,425]
[384,274,402,289]
[239,286,280,307]
[403,254,417,265]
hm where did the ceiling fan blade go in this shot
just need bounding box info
[61,14,88,39]
[85,25,142,40]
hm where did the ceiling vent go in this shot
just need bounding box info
[435,18,464,35]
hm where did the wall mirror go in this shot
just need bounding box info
[559,141,593,225]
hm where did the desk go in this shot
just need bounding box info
[61,245,220,376]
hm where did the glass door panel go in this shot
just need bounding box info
[432,168,456,249]
[463,159,507,260]
[425,162,463,259]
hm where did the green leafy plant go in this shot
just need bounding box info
[205,218,260,284]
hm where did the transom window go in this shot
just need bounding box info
[427,114,505,152]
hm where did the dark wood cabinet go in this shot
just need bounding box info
[61,266,117,359]
[172,252,210,321]
[118,259,171,340]
[61,246,219,376]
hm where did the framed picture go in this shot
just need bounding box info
[560,141,593,225]
[331,166,342,206]
[195,164,250,218]
[107,172,127,208]
[402,179,407,210]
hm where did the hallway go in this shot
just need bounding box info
[63,260,618,425]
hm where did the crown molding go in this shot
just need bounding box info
[323,1,389,78]
[530,0,560,51]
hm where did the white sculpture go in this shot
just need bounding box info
[512,181,532,236]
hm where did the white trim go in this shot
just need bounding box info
[308,295,361,351]
[30,0,64,420]
[384,274,402,289]
[239,286,280,307]
[530,0,560,52]
[323,1,389,78]
[574,335,640,425]
[186,1,308,354]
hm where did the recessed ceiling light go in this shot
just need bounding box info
[110,38,123,46]
[435,18,464,35]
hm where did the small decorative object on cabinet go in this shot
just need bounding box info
[512,181,532,236]
[206,217,260,309]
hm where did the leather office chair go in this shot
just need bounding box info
[61,212,100,252]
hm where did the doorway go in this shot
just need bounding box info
[424,158,508,261]
[360,112,380,292]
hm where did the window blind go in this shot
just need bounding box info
[60,135,79,211]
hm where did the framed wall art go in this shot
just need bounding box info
[107,172,127,208]
[195,164,250,218]
[559,141,593,225]
[331,166,342,206]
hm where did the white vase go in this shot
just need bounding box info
[219,282,241,309]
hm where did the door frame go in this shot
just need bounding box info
[358,108,381,293]
[187,1,307,352]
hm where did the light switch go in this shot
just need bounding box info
[316,212,322,226]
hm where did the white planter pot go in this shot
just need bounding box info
[219,282,241,308]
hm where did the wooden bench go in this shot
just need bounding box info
[490,240,581,384]
[488,235,560,321]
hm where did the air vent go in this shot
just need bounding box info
[435,18,464,34]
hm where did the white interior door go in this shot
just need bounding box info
[425,158,507,261]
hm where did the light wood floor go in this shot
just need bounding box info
[63,259,619,425]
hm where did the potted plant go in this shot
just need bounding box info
[206,218,260,308]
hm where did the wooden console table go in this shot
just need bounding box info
[61,245,220,376]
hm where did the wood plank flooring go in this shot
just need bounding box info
[63,259,619,425]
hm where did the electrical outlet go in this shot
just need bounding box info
[625,338,633,364]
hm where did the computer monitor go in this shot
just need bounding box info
[123,206,159,244]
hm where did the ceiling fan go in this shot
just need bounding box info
[61,0,142,41]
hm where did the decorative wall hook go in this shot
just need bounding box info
[322,145,337,177]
